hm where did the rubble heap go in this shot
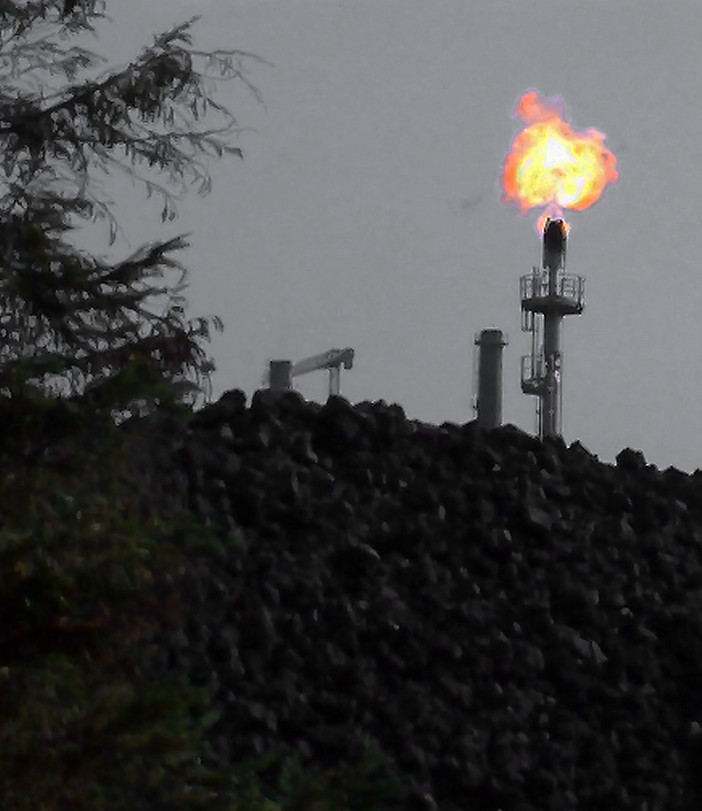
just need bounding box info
[137,389,702,810]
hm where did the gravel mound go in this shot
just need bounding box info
[141,389,702,810]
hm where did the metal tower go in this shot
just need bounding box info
[520,218,585,438]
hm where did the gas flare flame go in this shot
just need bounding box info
[501,91,618,232]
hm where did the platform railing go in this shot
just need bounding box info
[520,270,585,307]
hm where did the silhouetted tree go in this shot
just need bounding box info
[0,8,412,809]
[0,0,263,416]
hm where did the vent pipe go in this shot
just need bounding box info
[474,329,509,429]
[269,360,293,391]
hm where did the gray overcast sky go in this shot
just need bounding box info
[84,1,702,472]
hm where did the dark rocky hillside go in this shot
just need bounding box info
[126,389,702,810]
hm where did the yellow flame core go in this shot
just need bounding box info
[502,91,618,226]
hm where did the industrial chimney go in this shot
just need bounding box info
[269,360,293,391]
[474,329,509,429]
[520,218,585,438]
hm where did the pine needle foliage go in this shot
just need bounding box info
[0,0,264,416]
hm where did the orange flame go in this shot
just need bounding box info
[502,91,618,230]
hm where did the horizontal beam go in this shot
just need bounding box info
[291,347,354,377]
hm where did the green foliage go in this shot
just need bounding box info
[193,737,410,811]
[0,408,233,810]
[265,739,410,811]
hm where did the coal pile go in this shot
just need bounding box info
[145,389,702,810]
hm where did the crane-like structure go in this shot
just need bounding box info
[265,348,355,397]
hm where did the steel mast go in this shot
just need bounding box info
[520,219,584,438]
